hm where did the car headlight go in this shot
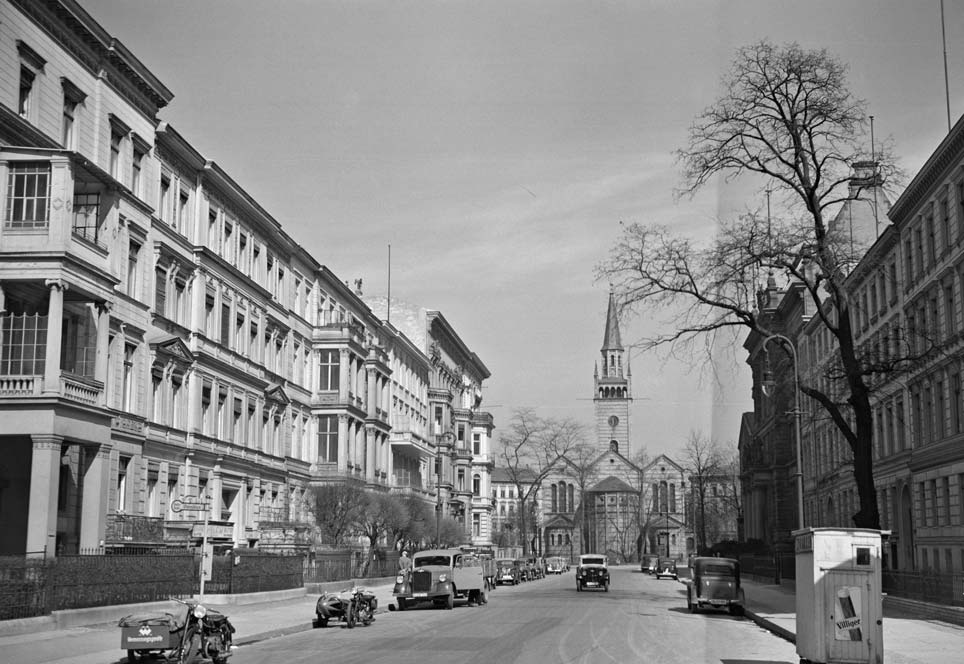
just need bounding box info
[439,574,447,583]
[192,604,207,619]
[395,575,405,584]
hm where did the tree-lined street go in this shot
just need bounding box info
[234,568,797,664]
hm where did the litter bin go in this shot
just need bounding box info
[794,528,883,664]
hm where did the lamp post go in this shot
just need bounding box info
[762,333,806,530]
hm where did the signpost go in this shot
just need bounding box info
[171,496,211,600]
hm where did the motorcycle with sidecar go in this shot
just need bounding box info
[119,596,235,663]
[314,586,377,628]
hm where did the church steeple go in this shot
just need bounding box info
[594,291,631,455]
[601,290,624,378]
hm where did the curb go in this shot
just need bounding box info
[745,609,796,644]
[233,606,391,648]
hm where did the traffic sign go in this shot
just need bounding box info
[170,499,208,513]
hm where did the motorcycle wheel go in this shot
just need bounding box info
[346,603,357,629]
[127,650,140,663]
[178,625,201,664]
[315,615,329,628]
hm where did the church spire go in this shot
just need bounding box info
[602,290,623,352]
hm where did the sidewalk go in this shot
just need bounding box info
[739,577,964,664]
[0,580,398,664]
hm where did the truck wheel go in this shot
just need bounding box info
[445,590,454,610]
[396,597,406,611]
[687,589,696,613]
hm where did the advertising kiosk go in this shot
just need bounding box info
[794,528,883,664]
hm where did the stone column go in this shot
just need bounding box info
[365,425,376,481]
[94,303,110,405]
[337,414,349,472]
[79,443,112,550]
[26,435,64,556]
[42,280,67,395]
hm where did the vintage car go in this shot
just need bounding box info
[686,556,745,615]
[393,549,487,610]
[514,558,531,581]
[655,557,678,580]
[546,556,568,574]
[640,554,658,574]
[495,558,522,585]
[524,556,545,579]
[575,553,609,592]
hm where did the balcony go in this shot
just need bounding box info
[0,373,103,406]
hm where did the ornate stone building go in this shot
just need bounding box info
[0,0,494,556]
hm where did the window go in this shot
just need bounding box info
[0,307,47,375]
[116,456,130,512]
[943,477,951,525]
[952,374,962,435]
[220,303,231,346]
[18,66,36,119]
[207,208,218,248]
[319,349,340,391]
[177,190,189,233]
[936,380,945,440]
[131,147,144,198]
[159,175,171,222]
[473,474,481,496]
[109,131,123,179]
[941,198,951,253]
[5,162,50,229]
[319,415,338,462]
[201,382,212,434]
[154,266,167,316]
[204,292,215,337]
[473,432,481,455]
[127,241,140,297]
[926,214,937,265]
[71,192,101,244]
[123,343,136,411]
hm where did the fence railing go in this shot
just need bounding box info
[882,570,964,607]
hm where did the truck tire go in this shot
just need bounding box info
[445,590,454,610]
[396,597,407,611]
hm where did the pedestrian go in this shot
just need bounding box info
[399,550,412,573]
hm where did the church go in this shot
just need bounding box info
[535,292,691,563]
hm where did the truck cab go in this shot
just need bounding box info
[393,548,487,610]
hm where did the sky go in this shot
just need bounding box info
[82,0,964,459]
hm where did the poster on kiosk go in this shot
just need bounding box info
[794,528,883,664]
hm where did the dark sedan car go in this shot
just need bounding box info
[495,558,522,585]
[576,554,609,592]
[686,556,745,615]
[655,557,678,580]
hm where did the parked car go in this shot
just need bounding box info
[640,555,658,574]
[495,558,522,585]
[393,549,487,610]
[546,556,568,574]
[654,557,678,580]
[575,554,609,592]
[514,558,531,581]
[686,556,745,616]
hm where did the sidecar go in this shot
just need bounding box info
[118,611,185,662]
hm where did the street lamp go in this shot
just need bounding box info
[761,333,806,530]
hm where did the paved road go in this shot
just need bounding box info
[234,567,799,664]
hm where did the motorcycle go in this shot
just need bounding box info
[119,597,235,663]
[314,586,377,628]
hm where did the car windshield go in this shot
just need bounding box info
[581,557,605,566]
[497,559,514,566]
[414,555,451,568]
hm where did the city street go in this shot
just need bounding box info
[234,567,797,664]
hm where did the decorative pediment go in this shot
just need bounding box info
[148,334,193,364]
[544,514,574,529]
[265,383,291,405]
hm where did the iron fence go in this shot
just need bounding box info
[303,550,400,584]
[208,551,303,594]
[0,553,49,620]
[883,569,964,607]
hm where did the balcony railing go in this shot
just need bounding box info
[0,374,41,396]
[61,374,101,405]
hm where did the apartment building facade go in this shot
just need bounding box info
[742,123,964,572]
[0,0,494,556]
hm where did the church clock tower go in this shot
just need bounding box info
[594,291,631,455]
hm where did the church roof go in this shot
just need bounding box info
[601,290,623,352]
[491,467,537,484]
[587,475,637,493]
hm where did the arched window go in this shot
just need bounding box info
[472,474,481,496]
[659,481,668,512]
[558,482,567,512]
[568,484,574,512]
[669,483,676,512]
[551,484,558,512]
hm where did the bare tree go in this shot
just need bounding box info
[597,41,914,530]
[499,408,584,554]
[681,432,725,552]
[564,443,601,555]
[307,483,367,549]
[358,492,409,558]
[392,494,433,553]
